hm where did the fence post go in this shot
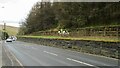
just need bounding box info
[104,27,106,36]
[117,27,120,40]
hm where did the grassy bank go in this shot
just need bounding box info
[18,35,120,43]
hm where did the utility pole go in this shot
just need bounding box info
[1,6,7,40]
[3,22,6,31]
[2,22,6,40]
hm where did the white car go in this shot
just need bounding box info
[11,36,17,41]
[6,38,13,42]
[13,36,17,41]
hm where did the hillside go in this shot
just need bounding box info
[0,25,19,36]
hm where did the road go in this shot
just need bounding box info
[2,41,119,68]
[0,41,2,68]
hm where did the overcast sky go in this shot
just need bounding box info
[0,0,40,27]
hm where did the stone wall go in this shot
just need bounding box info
[18,37,120,59]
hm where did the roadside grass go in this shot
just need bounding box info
[19,35,120,42]
[0,25,19,35]
[6,26,18,35]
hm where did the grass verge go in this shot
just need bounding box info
[18,35,120,43]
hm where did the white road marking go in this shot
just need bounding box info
[43,51,58,56]
[67,58,95,67]
[3,46,24,67]
[3,47,14,66]
[10,50,24,67]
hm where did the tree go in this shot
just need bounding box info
[18,2,120,35]
[1,32,9,40]
[24,2,56,34]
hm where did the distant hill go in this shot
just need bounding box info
[0,25,19,36]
